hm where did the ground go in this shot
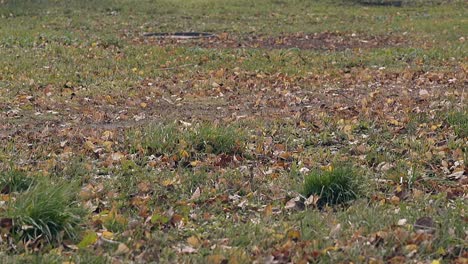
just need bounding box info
[0,0,466,263]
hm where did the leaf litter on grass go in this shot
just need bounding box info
[0,0,466,262]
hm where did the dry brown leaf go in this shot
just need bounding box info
[187,236,200,248]
[190,187,201,200]
[115,243,130,255]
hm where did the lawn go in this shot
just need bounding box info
[0,0,466,263]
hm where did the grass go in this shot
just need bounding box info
[130,123,180,156]
[4,180,84,244]
[129,122,246,158]
[303,165,361,207]
[0,0,466,262]
[0,170,35,194]
[188,123,246,155]
[0,251,110,264]
[296,196,467,262]
[447,110,468,138]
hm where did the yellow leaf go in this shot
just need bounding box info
[102,231,114,239]
[436,247,446,255]
[322,246,338,254]
[190,160,201,167]
[405,244,418,252]
[343,125,352,135]
[321,165,333,172]
[162,179,175,187]
[287,229,301,240]
[180,150,190,158]
[187,236,200,248]
[84,141,95,151]
[389,119,401,126]
[77,231,98,248]
[101,130,114,140]
[102,141,113,152]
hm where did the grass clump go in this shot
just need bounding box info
[189,123,246,155]
[4,181,84,244]
[130,123,246,157]
[0,170,35,194]
[303,165,361,207]
[447,110,468,138]
[137,124,180,156]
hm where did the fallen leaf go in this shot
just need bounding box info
[111,152,125,161]
[285,196,305,211]
[447,171,465,181]
[102,231,114,240]
[207,254,226,264]
[287,229,301,241]
[77,231,98,248]
[177,245,197,254]
[171,214,184,227]
[263,204,273,217]
[187,235,200,248]
[190,187,201,200]
[304,194,319,207]
[390,196,400,205]
[397,219,407,226]
[419,89,430,99]
[0,218,12,230]
[414,217,435,233]
[84,140,95,151]
[115,243,130,255]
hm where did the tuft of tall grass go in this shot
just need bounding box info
[136,124,180,156]
[0,170,35,194]
[303,165,361,207]
[5,181,84,244]
[129,123,246,157]
[189,123,245,155]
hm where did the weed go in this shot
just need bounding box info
[303,165,361,206]
[5,181,84,244]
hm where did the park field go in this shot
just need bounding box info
[0,0,467,263]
